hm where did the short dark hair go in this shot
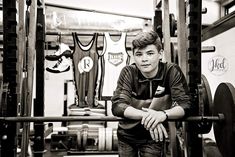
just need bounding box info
[132,30,162,52]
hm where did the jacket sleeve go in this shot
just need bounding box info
[111,66,133,117]
[168,64,193,117]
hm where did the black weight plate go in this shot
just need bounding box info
[201,74,213,116]
[213,83,235,157]
[200,75,213,134]
[194,75,213,134]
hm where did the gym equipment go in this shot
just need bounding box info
[170,42,179,64]
[0,116,124,122]
[2,0,21,156]
[21,0,38,155]
[186,0,203,156]
[1,79,235,157]
[202,7,207,14]
[51,124,118,152]
[196,74,213,134]
[202,46,216,53]
[203,138,222,157]
[170,13,177,37]
[162,0,171,62]
[176,0,187,76]
[50,134,78,151]
[213,83,235,157]
[98,127,106,151]
[0,105,229,153]
[34,1,46,156]
[153,1,162,41]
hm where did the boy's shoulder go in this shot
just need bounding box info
[124,63,138,70]
[162,62,177,70]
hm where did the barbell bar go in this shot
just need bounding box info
[0,114,225,123]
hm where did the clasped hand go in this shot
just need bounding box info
[141,108,168,142]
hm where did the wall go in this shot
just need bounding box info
[202,27,235,140]
[202,27,235,97]
[202,0,221,25]
[44,0,220,25]
[45,0,154,18]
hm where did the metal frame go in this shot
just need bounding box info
[34,1,46,156]
[186,0,203,157]
[1,0,19,156]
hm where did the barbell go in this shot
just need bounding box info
[0,82,234,157]
[0,115,224,123]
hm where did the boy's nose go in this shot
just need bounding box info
[141,55,148,62]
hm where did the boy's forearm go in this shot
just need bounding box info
[124,106,147,120]
[164,105,185,119]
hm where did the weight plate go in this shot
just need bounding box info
[112,129,118,151]
[76,129,82,150]
[105,128,112,151]
[170,42,179,65]
[98,127,105,151]
[198,74,213,134]
[81,124,89,150]
[213,83,235,157]
[87,129,99,150]
[201,74,213,116]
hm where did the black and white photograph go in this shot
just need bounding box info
[0,0,234,157]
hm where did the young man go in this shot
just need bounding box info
[111,30,192,157]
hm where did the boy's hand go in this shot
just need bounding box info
[149,123,168,142]
[141,108,167,130]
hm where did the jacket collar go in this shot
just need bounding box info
[137,62,165,82]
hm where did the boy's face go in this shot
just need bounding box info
[133,44,162,78]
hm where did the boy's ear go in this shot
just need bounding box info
[159,49,166,63]
[159,49,164,55]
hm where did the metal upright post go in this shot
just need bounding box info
[186,0,203,157]
[162,0,171,62]
[34,1,46,156]
[153,0,163,41]
[1,0,19,156]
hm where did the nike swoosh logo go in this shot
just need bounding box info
[155,86,165,95]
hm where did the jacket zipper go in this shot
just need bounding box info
[149,80,152,98]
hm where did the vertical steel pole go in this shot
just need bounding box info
[34,1,45,156]
[1,0,19,156]
[186,0,203,157]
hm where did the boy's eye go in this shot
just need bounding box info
[147,52,154,55]
[134,53,142,56]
